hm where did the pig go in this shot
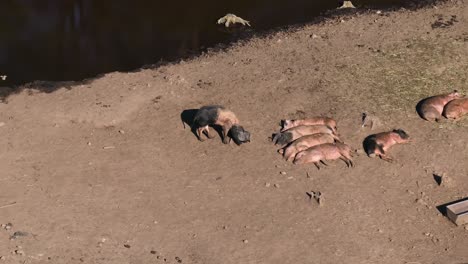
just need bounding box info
[417,90,462,122]
[272,125,336,146]
[192,105,250,145]
[442,97,468,120]
[281,117,338,133]
[362,129,411,162]
[293,142,354,169]
[278,133,342,162]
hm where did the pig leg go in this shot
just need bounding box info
[341,152,354,166]
[314,162,321,170]
[196,126,208,141]
[222,122,233,144]
[320,160,328,166]
[204,126,216,139]
[339,157,351,167]
[379,154,393,163]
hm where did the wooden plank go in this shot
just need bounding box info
[446,200,468,225]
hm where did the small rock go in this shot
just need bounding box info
[0,122,5,127]
[280,171,286,175]
[464,225,468,231]
[265,182,271,187]
[0,256,5,260]
[4,223,12,230]
[243,239,249,243]
[274,184,280,188]
[9,231,29,240]
[87,142,92,146]
[118,130,125,134]
[306,191,322,206]
[376,10,382,14]
[14,250,24,256]
[124,244,131,249]
[175,256,182,263]
[150,250,157,254]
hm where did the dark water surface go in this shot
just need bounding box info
[0,0,432,87]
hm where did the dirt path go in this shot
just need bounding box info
[1,1,468,263]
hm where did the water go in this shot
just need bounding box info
[0,0,430,87]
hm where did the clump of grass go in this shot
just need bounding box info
[362,37,468,113]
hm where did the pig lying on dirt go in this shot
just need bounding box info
[192,105,250,145]
[273,125,336,146]
[417,90,461,122]
[442,97,468,120]
[278,133,342,161]
[363,129,410,162]
[293,142,354,169]
[281,117,337,133]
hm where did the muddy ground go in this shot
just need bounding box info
[1,1,468,263]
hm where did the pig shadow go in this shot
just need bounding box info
[415,99,426,120]
[180,109,223,141]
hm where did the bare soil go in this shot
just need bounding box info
[1,1,468,263]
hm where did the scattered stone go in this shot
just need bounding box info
[150,250,157,254]
[124,244,131,249]
[118,130,125,134]
[464,225,468,231]
[265,182,271,187]
[306,191,322,206]
[4,223,12,230]
[87,142,92,146]
[175,256,182,263]
[103,146,115,150]
[0,122,5,127]
[243,239,249,243]
[9,231,29,240]
[280,171,286,175]
[274,184,280,188]
[0,256,5,260]
[361,113,382,130]
[14,250,24,256]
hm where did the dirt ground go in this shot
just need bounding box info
[1,1,468,263]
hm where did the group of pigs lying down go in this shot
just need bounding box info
[273,118,410,168]
[190,91,468,169]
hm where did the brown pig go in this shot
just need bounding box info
[417,90,462,122]
[278,133,342,161]
[281,117,337,133]
[273,125,336,146]
[293,142,354,169]
[362,129,410,162]
[192,105,250,145]
[442,97,468,120]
